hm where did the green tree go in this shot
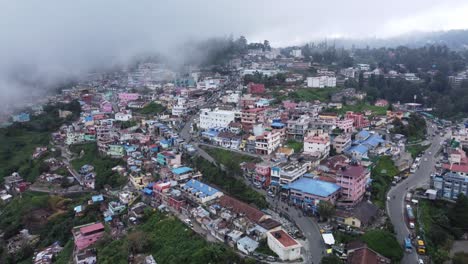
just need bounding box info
[318,201,335,221]
[321,255,342,264]
[449,194,468,236]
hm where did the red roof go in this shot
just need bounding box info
[219,195,265,223]
[80,222,104,235]
[348,245,390,264]
[339,164,367,178]
[269,230,299,247]
[443,163,468,173]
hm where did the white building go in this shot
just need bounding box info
[357,64,370,71]
[172,97,188,117]
[271,161,310,186]
[65,132,84,145]
[307,76,336,88]
[222,91,241,104]
[115,111,132,121]
[199,108,238,130]
[303,130,330,159]
[255,131,281,155]
[291,49,302,58]
[340,67,356,78]
[267,230,302,261]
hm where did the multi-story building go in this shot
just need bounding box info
[432,172,468,200]
[106,144,124,157]
[306,76,337,88]
[333,134,352,154]
[255,131,281,155]
[241,108,265,130]
[271,161,310,187]
[303,130,330,160]
[345,111,369,129]
[340,67,356,78]
[286,115,310,140]
[336,118,354,133]
[335,163,370,206]
[199,108,238,130]
[172,97,188,117]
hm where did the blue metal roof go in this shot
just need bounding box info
[362,134,384,148]
[356,130,370,140]
[183,179,220,196]
[287,177,341,197]
[346,144,369,155]
[92,194,104,203]
[271,122,285,128]
[143,188,153,195]
[172,166,193,175]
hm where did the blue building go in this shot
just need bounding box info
[285,177,341,213]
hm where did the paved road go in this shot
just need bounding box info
[266,195,325,264]
[387,122,443,264]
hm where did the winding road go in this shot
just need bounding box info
[387,121,443,264]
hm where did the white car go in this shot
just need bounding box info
[418,259,424,264]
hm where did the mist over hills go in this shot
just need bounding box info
[321,30,468,50]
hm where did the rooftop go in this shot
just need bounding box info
[172,167,193,175]
[287,177,341,197]
[183,179,221,197]
[269,230,299,248]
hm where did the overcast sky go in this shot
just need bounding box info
[1,0,468,106]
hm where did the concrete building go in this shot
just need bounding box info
[286,115,310,140]
[267,230,302,261]
[333,134,352,154]
[199,108,238,130]
[335,163,370,206]
[432,172,468,200]
[271,161,310,187]
[287,177,341,205]
[307,76,336,88]
[255,131,281,155]
[303,130,330,159]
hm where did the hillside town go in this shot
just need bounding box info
[1,42,468,264]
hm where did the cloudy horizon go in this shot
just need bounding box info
[1,0,468,105]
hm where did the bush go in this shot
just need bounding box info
[362,230,403,262]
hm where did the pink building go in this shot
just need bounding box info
[255,162,271,187]
[100,101,113,113]
[374,99,389,107]
[336,118,354,133]
[345,112,369,129]
[283,100,298,110]
[335,163,369,206]
[72,222,105,250]
[118,93,140,102]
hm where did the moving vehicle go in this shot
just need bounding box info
[406,205,415,228]
[404,237,412,253]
